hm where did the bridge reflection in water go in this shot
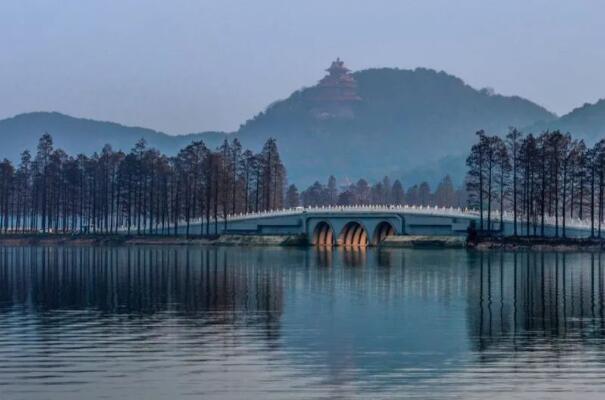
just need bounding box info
[1,246,605,398]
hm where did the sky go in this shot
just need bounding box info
[1,0,605,134]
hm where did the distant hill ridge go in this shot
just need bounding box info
[1,65,603,185]
[532,98,605,140]
[0,111,226,158]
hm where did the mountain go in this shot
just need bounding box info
[235,67,556,185]
[0,111,226,158]
[0,66,561,186]
[531,99,605,143]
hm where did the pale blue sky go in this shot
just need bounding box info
[1,0,604,133]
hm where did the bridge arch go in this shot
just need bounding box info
[312,221,335,246]
[338,221,369,247]
[373,221,397,245]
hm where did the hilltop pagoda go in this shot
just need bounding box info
[312,58,361,119]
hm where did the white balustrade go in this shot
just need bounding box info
[116,203,597,233]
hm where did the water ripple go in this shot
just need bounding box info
[1,247,605,399]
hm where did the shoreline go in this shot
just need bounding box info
[0,233,307,247]
[0,233,604,251]
[470,236,605,251]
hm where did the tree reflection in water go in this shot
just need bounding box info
[469,251,605,352]
[0,246,285,325]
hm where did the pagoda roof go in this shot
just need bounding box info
[326,57,350,74]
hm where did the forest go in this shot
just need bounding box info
[466,128,605,238]
[0,134,286,235]
[290,175,465,209]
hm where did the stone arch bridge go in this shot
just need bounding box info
[170,205,594,246]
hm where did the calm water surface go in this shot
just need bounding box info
[1,246,605,399]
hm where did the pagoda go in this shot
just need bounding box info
[312,58,361,119]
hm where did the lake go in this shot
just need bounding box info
[1,245,605,399]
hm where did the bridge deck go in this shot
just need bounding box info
[131,205,595,242]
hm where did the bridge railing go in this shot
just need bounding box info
[116,204,595,233]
